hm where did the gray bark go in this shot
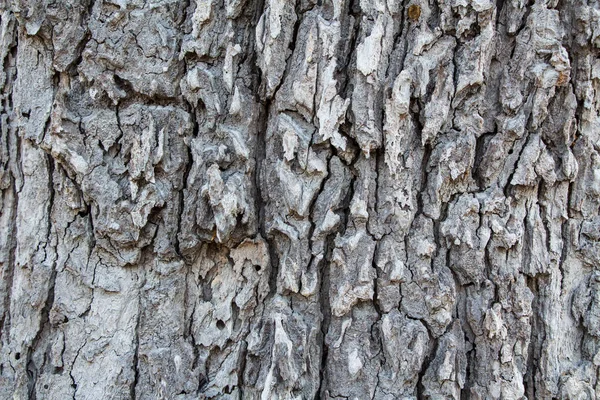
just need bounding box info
[0,0,599,399]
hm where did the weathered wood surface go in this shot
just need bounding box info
[0,0,599,398]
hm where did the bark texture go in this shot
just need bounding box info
[0,0,599,398]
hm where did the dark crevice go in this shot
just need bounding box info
[558,212,569,293]
[254,98,280,299]
[315,243,332,400]
[129,293,142,400]
[503,134,530,199]
[473,131,495,189]
[174,101,197,261]
[523,275,541,400]
[0,23,19,345]
[317,160,357,398]
[416,141,432,217]
[237,340,248,397]
[416,332,438,399]
[26,154,57,400]
[69,341,87,398]
[461,348,475,400]
[337,0,361,98]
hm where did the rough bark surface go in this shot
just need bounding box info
[0,0,599,398]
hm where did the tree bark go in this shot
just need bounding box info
[1,0,599,398]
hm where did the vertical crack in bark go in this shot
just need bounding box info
[254,99,280,299]
[0,19,18,342]
[337,0,360,98]
[461,348,475,400]
[417,141,432,217]
[317,155,358,397]
[416,330,437,399]
[26,154,57,399]
[558,212,569,293]
[130,289,141,400]
[523,274,539,400]
[69,340,86,399]
[175,101,196,260]
[316,248,331,399]
[0,135,19,343]
[503,133,531,199]
[369,146,384,397]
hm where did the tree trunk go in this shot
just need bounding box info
[1,0,599,398]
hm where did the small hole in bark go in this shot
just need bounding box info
[254,265,261,272]
[216,320,226,330]
[15,353,20,360]
[44,384,49,390]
